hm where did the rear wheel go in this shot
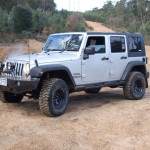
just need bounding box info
[123,72,146,100]
[85,88,101,94]
[0,91,23,103]
[39,78,69,117]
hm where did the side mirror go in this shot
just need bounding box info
[84,47,95,55]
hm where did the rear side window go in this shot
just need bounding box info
[110,36,126,53]
[129,37,142,52]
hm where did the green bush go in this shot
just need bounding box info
[128,24,137,33]
[0,5,87,36]
[84,11,105,23]
[32,9,67,34]
[12,6,32,33]
[0,0,17,12]
[144,36,150,45]
[0,7,10,32]
[140,22,150,36]
[32,9,46,33]
[67,13,86,32]
[48,13,67,33]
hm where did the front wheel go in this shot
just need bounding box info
[0,91,23,103]
[39,78,69,117]
[123,72,146,100]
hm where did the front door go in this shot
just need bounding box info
[81,35,110,83]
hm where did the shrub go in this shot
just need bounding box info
[128,24,137,33]
[140,22,150,36]
[0,7,10,32]
[48,13,67,33]
[12,6,32,33]
[67,13,86,32]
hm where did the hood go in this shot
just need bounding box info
[6,51,79,65]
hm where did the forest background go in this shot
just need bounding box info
[0,0,150,44]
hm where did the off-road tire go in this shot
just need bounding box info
[39,78,69,117]
[85,88,101,94]
[0,91,23,103]
[123,72,146,100]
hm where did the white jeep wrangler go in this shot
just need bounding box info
[0,32,149,117]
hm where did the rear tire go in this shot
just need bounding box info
[39,78,69,117]
[85,88,101,94]
[0,91,23,103]
[123,72,146,100]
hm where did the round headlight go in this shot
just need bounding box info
[24,63,30,74]
[7,62,11,70]
[6,62,15,70]
[24,63,30,79]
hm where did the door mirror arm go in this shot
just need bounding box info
[83,54,89,60]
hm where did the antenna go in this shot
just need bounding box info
[27,38,31,71]
[25,32,31,69]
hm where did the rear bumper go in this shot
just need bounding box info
[0,77,40,93]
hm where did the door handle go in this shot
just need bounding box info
[120,56,127,59]
[101,57,109,61]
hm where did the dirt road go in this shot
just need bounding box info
[0,22,150,150]
[86,21,115,32]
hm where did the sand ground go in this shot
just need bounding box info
[0,21,150,150]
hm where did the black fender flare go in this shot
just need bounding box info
[121,61,148,87]
[30,64,76,87]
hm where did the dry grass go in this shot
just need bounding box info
[0,39,44,60]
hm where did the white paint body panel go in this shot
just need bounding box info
[81,35,110,83]
[4,32,146,86]
[108,35,129,80]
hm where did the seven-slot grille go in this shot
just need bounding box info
[5,62,24,77]
[14,63,24,77]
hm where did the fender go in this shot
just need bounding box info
[30,64,76,87]
[121,61,148,87]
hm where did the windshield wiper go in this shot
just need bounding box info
[60,48,68,53]
[60,45,75,53]
[46,49,61,53]
[44,48,52,53]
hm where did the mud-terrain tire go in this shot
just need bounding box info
[39,78,69,117]
[0,91,23,103]
[85,88,101,94]
[123,72,146,100]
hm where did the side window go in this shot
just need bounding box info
[129,37,142,52]
[86,36,105,53]
[110,36,126,53]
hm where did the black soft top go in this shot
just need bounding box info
[87,32,145,57]
[87,32,143,37]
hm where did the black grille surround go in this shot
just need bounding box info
[4,62,25,77]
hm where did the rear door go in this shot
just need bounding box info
[108,35,129,80]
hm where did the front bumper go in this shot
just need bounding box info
[0,77,40,93]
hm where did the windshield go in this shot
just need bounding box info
[43,34,84,52]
